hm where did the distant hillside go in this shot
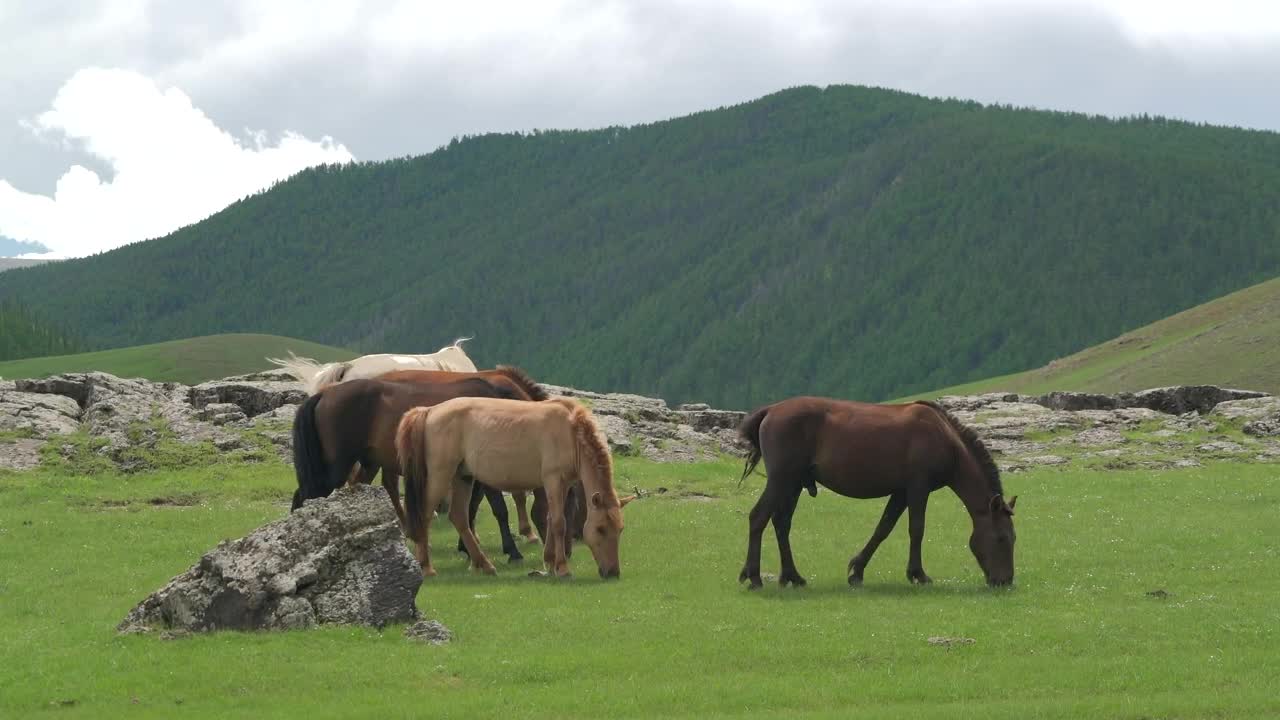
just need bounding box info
[908,275,1280,399]
[0,300,79,362]
[0,258,53,273]
[3,85,1280,407]
[0,334,354,385]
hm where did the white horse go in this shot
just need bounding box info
[267,338,478,394]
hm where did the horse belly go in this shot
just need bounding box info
[462,446,544,492]
[814,459,907,500]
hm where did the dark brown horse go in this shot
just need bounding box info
[737,397,1017,589]
[290,371,554,561]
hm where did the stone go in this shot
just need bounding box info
[1073,428,1126,446]
[1212,397,1280,422]
[404,619,453,645]
[188,380,307,418]
[1243,419,1280,437]
[1197,441,1246,455]
[0,389,81,437]
[117,485,422,634]
[1034,391,1119,411]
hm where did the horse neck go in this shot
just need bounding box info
[949,452,994,524]
[576,441,618,509]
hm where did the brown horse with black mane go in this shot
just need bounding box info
[738,396,1017,589]
[290,367,561,561]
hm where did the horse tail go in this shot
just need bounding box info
[290,393,328,510]
[397,406,432,543]
[267,352,327,394]
[310,362,351,393]
[737,404,772,486]
[914,400,1004,497]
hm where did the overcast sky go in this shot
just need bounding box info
[2,0,1279,258]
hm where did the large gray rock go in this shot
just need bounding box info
[1212,396,1280,422]
[118,485,421,634]
[0,388,81,437]
[189,380,307,418]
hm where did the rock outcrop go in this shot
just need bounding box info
[2,367,1278,473]
[118,485,421,633]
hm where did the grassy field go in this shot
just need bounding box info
[902,275,1280,401]
[0,333,354,385]
[1,453,1277,719]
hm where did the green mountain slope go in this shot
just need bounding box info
[3,85,1280,407]
[0,300,80,362]
[0,334,354,385]
[907,275,1280,399]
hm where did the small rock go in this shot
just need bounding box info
[927,636,976,647]
[404,620,453,645]
[1197,441,1245,455]
[1019,454,1068,466]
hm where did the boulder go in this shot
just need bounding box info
[118,485,421,634]
[188,380,307,418]
[1212,396,1280,422]
[0,388,81,437]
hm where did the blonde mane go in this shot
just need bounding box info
[565,400,620,508]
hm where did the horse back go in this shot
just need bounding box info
[762,397,956,498]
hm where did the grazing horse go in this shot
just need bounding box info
[376,367,549,547]
[737,397,1017,589]
[268,338,477,394]
[290,373,545,562]
[397,397,625,579]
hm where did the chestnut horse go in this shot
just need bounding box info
[290,371,550,562]
[397,397,625,579]
[737,397,1017,589]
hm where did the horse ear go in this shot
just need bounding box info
[1007,495,1018,512]
[590,491,604,509]
[988,495,1003,514]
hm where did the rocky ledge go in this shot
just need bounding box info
[3,371,1278,473]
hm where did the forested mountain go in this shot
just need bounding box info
[0,300,80,362]
[2,85,1279,407]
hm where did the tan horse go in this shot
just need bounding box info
[397,397,625,579]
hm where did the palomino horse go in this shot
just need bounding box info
[376,368,550,547]
[268,339,477,394]
[397,397,625,579]
[737,397,1017,589]
[290,372,548,562]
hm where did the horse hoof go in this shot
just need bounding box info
[421,566,438,578]
[908,571,933,585]
[474,565,497,576]
[527,570,549,578]
[522,534,541,545]
[507,554,524,564]
[848,574,864,587]
[780,574,807,588]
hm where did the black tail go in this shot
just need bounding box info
[737,404,771,486]
[290,393,328,510]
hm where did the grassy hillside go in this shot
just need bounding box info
[907,275,1280,399]
[4,85,1280,407]
[0,333,354,385]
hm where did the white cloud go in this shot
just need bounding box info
[0,67,353,257]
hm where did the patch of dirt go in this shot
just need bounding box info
[676,490,718,502]
[147,495,200,507]
[1145,589,1170,599]
[927,636,976,648]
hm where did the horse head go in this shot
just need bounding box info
[970,495,1017,587]
[582,491,625,579]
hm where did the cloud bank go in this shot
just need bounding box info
[0,68,353,257]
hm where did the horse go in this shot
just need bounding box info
[290,372,550,562]
[397,396,626,579]
[268,338,477,394]
[736,397,1017,589]
[376,367,550,547]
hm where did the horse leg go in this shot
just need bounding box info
[774,484,806,587]
[457,477,486,555]
[416,464,456,578]
[540,476,571,578]
[449,477,496,575]
[905,488,933,584]
[513,491,539,544]
[848,491,907,586]
[380,469,408,533]
[531,489,549,545]
[484,485,523,563]
[738,476,786,590]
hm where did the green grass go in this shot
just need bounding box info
[2,457,1278,718]
[900,275,1280,400]
[0,333,354,385]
